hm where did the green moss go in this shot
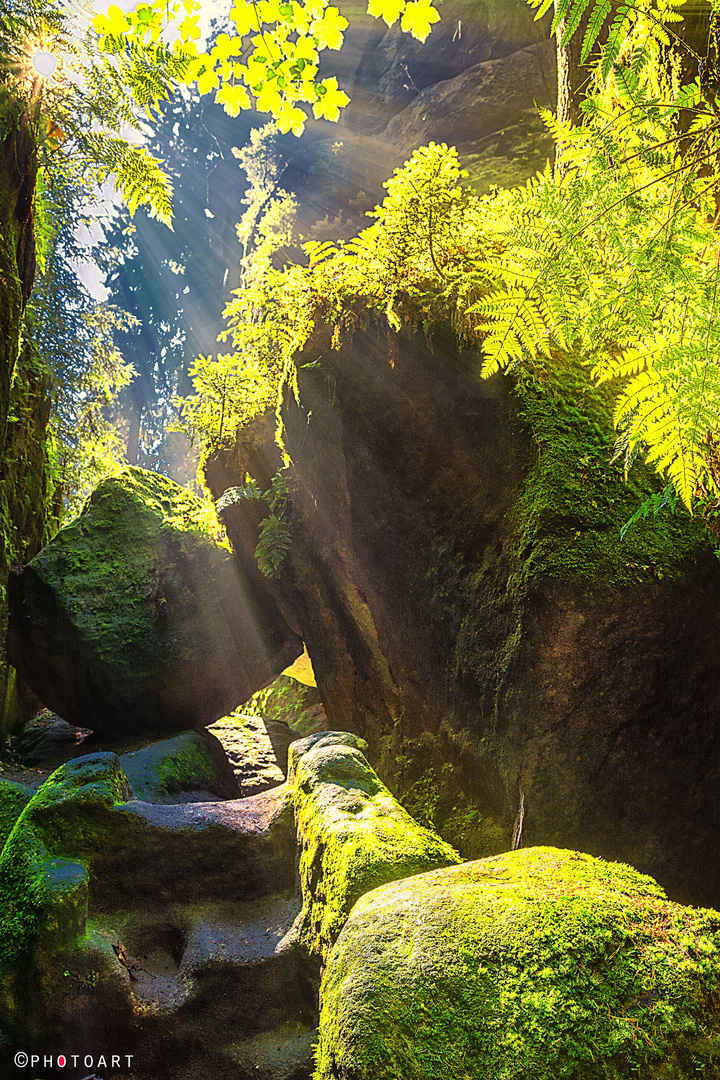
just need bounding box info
[315,847,720,1080]
[510,357,714,588]
[0,779,33,852]
[245,673,326,736]
[288,731,462,961]
[118,729,238,801]
[25,465,231,688]
[0,754,132,973]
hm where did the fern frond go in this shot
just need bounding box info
[559,0,592,49]
[601,7,632,81]
[77,134,174,224]
[581,0,612,61]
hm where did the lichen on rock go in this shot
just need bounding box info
[315,847,720,1079]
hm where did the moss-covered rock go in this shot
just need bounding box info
[0,778,33,851]
[288,731,462,961]
[8,466,302,737]
[246,673,329,737]
[118,729,240,803]
[315,847,720,1080]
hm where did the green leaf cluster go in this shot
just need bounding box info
[215,471,292,576]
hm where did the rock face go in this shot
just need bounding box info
[208,712,301,796]
[8,467,302,738]
[206,327,720,909]
[314,848,720,1079]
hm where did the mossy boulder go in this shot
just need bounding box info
[118,729,240,803]
[315,847,720,1080]
[288,731,462,961]
[8,466,302,738]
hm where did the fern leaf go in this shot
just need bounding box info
[558,0,592,50]
[581,0,611,62]
[551,0,577,37]
[601,7,632,82]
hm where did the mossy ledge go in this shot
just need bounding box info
[315,847,720,1080]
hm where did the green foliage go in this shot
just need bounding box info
[93,0,440,135]
[173,350,280,454]
[216,471,292,576]
[44,305,137,518]
[0,0,182,225]
[173,127,300,460]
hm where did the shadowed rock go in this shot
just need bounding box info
[205,326,720,909]
[8,467,302,739]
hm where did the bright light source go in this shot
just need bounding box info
[32,51,57,77]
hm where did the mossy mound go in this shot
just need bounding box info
[119,729,239,803]
[0,753,130,975]
[315,847,720,1080]
[8,466,302,737]
[288,731,462,961]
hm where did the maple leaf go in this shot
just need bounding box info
[178,15,201,40]
[311,6,348,49]
[366,0,404,26]
[399,0,439,41]
[256,81,283,114]
[291,1,311,33]
[293,34,318,63]
[258,0,283,22]
[93,4,131,36]
[197,60,220,94]
[216,82,251,116]
[277,99,308,135]
[230,1,260,34]
[211,33,238,61]
[312,76,349,121]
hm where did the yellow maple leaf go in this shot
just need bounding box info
[399,0,439,41]
[366,0,404,26]
[211,32,234,60]
[311,6,348,49]
[255,81,283,114]
[292,34,318,62]
[257,0,283,23]
[230,1,260,35]
[216,82,251,116]
[178,15,201,40]
[277,99,308,135]
[196,60,220,94]
[93,3,130,36]
[312,75,349,121]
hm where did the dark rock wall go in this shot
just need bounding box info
[0,95,58,739]
[206,324,720,909]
